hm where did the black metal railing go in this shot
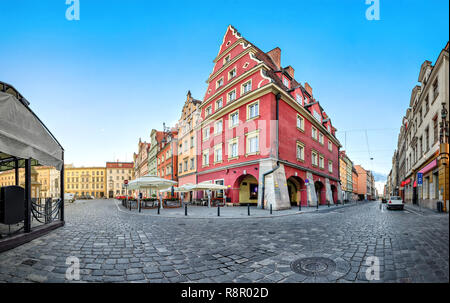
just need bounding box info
[31,198,62,224]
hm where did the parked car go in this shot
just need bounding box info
[387,196,404,210]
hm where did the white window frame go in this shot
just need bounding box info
[216,77,224,89]
[245,130,259,155]
[227,89,236,102]
[328,160,333,173]
[241,80,252,95]
[203,126,211,141]
[312,151,318,166]
[312,126,317,140]
[216,98,223,110]
[214,143,223,163]
[296,141,305,161]
[229,110,239,128]
[228,67,237,80]
[296,114,304,131]
[228,137,239,159]
[319,132,324,145]
[319,155,324,169]
[202,149,210,167]
[205,105,212,117]
[214,119,223,135]
[247,100,259,120]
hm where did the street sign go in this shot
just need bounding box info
[417,173,423,186]
[305,179,309,184]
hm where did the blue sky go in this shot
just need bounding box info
[0,0,448,180]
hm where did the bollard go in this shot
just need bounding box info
[139,200,141,213]
[185,203,187,216]
[328,201,330,208]
[317,201,319,210]
[270,204,272,215]
[129,200,131,211]
[217,204,220,217]
[157,203,160,215]
[299,202,301,211]
[248,203,250,216]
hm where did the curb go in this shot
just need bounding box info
[114,200,363,220]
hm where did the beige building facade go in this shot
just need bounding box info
[64,165,106,198]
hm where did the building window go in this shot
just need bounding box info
[433,78,439,100]
[228,68,237,80]
[216,98,223,110]
[228,138,239,159]
[190,136,194,148]
[283,77,289,88]
[296,142,305,161]
[247,101,259,120]
[433,116,438,144]
[202,150,209,166]
[296,114,304,131]
[183,160,188,172]
[223,54,231,65]
[312,126,317,140]
[242,80,252,95]
[190,158,194,170]
[425,127,429,152]
[328,141,332,152]
[246,130,259,155]
[214,120,223,135]
[205,106,212,117]
[216,77,224,89]
[312,151,318,166]
[227,89,236,102]
[203,127,210,141]
[229,111,239,128]
[214,144,223,163]
[296,94,302,105]
[319,155,324,169]
[328,160,333,173]
[319,132,324,145]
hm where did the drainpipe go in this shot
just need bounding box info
[261,93,281,209]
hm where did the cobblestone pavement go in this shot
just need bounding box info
[0,199,448,283]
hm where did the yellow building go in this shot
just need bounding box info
[0,166,60,198]
[64,165,106,198]
[177,91,202,196]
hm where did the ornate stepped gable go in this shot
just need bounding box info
[201,25,336,138]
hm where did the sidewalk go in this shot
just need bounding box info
[115,199,367,219]
[404,203,449,216]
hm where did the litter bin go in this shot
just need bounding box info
[437,201,443,213]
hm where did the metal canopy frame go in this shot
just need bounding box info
[0,82,65,236]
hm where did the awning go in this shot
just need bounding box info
[0,91,63,171]
[418,159,437,175]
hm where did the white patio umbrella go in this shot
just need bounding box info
[127,175,177,210]
[190,181,228,208]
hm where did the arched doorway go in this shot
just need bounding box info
[331,185,338,204]
[315,181,325,205]
[287,176,306,206]
[233,174,258,205]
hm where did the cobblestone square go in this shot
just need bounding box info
[0,199,448,283]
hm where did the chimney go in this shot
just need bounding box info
[284,66,294,79]
[267,47,281,69]
[304,82,313,96]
